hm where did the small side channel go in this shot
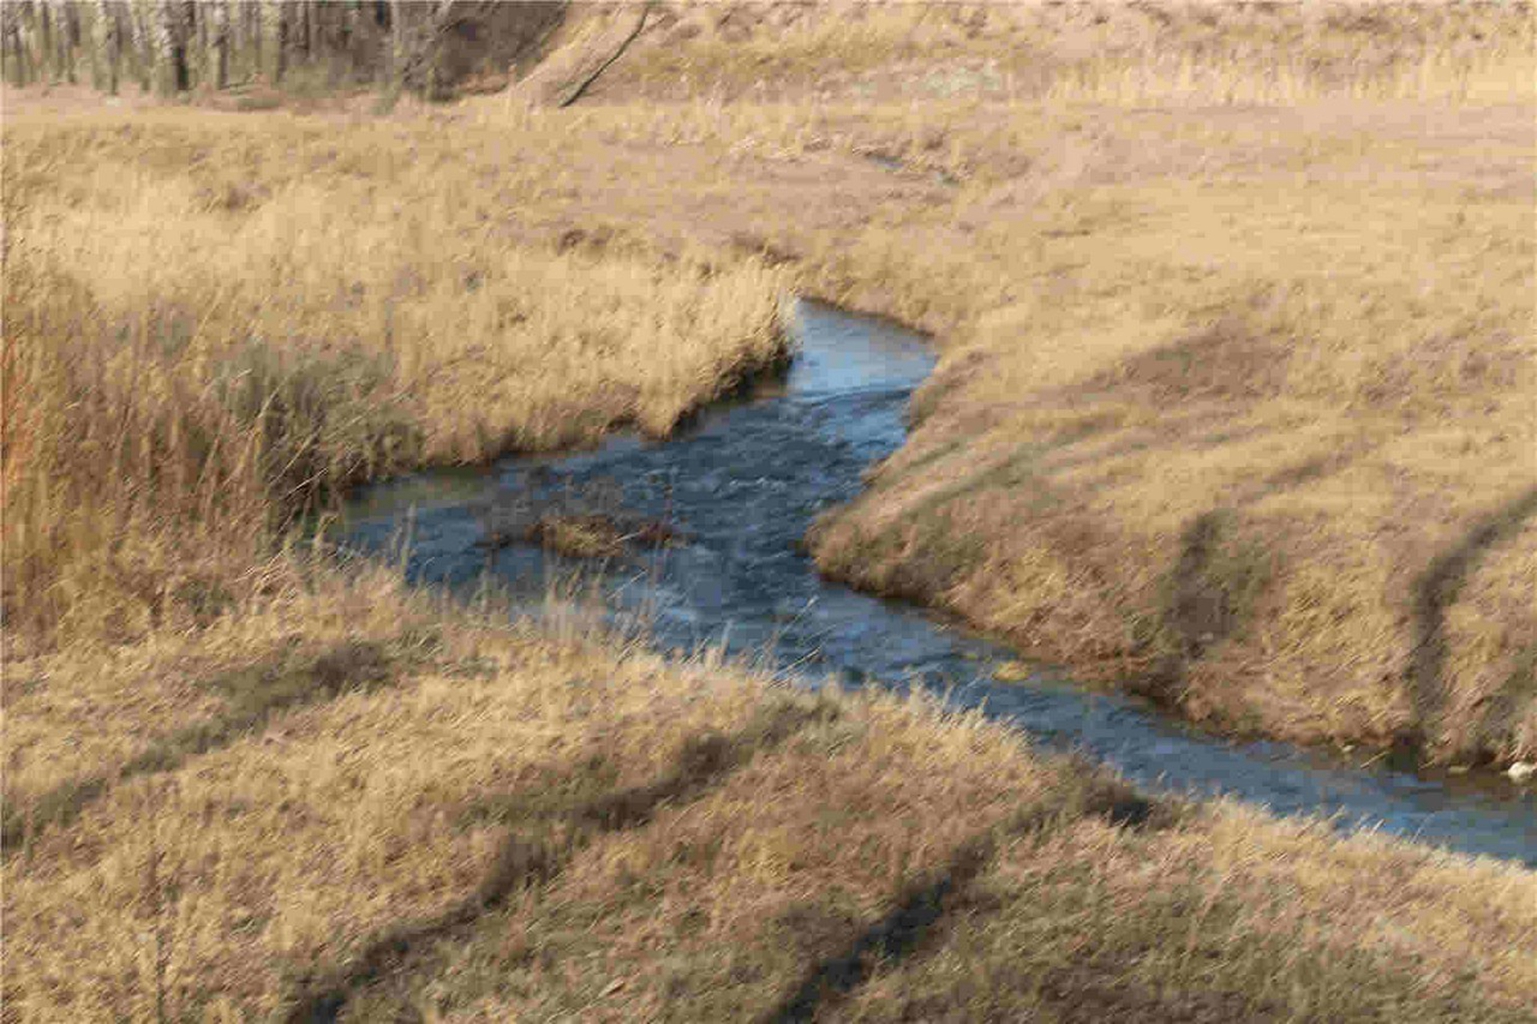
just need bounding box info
[337,299,1537,867]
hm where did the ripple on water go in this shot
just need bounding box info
[340,300,1537,867]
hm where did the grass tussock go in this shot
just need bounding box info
[4,112,787,650]
[5,571,1534,1022]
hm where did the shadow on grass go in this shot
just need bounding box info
[282,696,838,1024]
[762,778,1163,1024]
[1403,484,1537,764]
[1143,445,1373,704]
[1,640,417,853]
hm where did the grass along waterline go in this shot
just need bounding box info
[5,566,1535,1021]
[4,2,1535,1015]
[4,110,789,651]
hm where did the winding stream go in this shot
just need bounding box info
[340,301,1536,866]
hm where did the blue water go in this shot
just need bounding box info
[340,301,1536,867]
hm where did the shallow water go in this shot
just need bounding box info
[341,301,1536,866]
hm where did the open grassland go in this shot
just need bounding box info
[6,568,1536,1022]
[802,103,1537,764]
[5,3,1537,1018]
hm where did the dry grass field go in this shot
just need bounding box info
[576,0,1537,766]
[5,2,1537,1020]
[6,566,1536,1021]
[4,110,788,650]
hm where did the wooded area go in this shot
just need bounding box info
[0,1,567,99]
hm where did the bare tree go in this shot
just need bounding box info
[259,0,285,84]
[2,3,33,87]
[129,0,152,92]
[93,0,122,93]
[207,0,228,89]
[36,0,54,82]
[150,0,188,94]
[63,1,84,84]
[0,0,566,99]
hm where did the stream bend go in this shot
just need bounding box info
[341,300,1537,867]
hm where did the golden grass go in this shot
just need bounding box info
[5,569,1534,1021]
[802,100,1537,763]
[3,110,786,649]
[496,3,1537,764]
[505,3,1537,765]
[593,1,1530,107]
[5,4,1537,1017]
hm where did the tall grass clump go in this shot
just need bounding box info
[2,111,787,652]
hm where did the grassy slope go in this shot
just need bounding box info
[581,1,1537,766]
[5,3,1537,1019]
[6,569,1535,1021]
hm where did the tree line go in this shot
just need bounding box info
[1,1,568,100]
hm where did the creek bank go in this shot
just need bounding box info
[339,299,1537,866]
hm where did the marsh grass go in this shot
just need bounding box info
[4,113,787,650]
[4,4,1537,1018]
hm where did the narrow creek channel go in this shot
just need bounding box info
[339,300,1536,867]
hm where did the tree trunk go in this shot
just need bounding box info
[258,0,284,84]
[192,0,206,86]
[130,0,152,92]
[57,0,79,84]
[275,1,287,83]
[37,0,53,82]
[244,0,259,84]
[210,0,227,90]
[151,0,181,94]
[94,0,120,93]
[389,0,405,91]
[3,4,32,87]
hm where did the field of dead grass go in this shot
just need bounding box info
[5,3,1536,1018]
[3,110,787,650]
[6,567,1535,1022]
[804,115,1536,762]
[577,0,1526,107]
[524,1,1537,766]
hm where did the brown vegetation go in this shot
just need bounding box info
[3,110,786,651]
[4,3,1536,1019]
[567,0,1536,767]
[6,568,1535,1021]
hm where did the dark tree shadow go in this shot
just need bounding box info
[2,640,414,853]
[761,778,1164,1024]
[283,697,835,1024]
[1144,444,1374,704]
[1402,485,1537,764]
